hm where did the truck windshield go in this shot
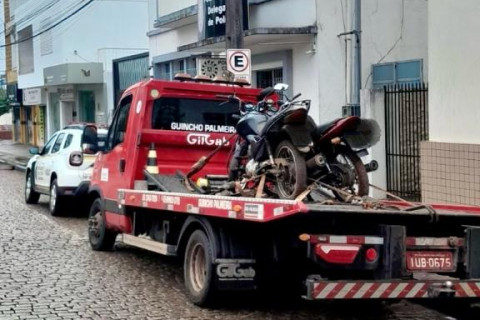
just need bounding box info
[152,97,239,133]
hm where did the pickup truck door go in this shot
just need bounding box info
[34,133,59,189]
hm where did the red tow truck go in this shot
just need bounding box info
[87,76,480,306]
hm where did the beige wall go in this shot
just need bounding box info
[421,141,480,206]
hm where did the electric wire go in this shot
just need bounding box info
[0,0,96,48]
[0,0,61,37]
[363,0,405,88]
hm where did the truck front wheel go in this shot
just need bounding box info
[88,198,117,251]
[184,229,215,306]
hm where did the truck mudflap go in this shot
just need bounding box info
[214,259,256,291]
[304,278,480,300]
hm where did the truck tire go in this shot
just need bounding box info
[88,198,117,251]
[184,229,216,306]
[49,179,64,216]
[25,170,40,204]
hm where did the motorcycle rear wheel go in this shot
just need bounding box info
[331,146,369,201]
[274,140,307,200]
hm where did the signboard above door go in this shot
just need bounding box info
[198,0,249,40]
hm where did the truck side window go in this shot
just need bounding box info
[107,95,132,150]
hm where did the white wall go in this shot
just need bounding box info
[249,0,316,28]
[16,0,149,91]
[156,0,196,17]
[362,0,428,88]
[311,0,427,122]
[0,113,12,125]
[150,23,198,59]
[428,0,480,144]
[362,88,387,198]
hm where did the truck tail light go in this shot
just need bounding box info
[315,244,360,264]
[365,247,378,262]
[70,151,83,166]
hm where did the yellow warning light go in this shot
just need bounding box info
[299,234,311,242]
[150,89,160,99]
[233,205,242,213]
[129,195,136,201]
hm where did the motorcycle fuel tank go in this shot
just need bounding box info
[236,111,269,138]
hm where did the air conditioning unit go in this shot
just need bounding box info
[196,58,227,79]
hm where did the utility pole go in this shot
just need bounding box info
[225,0,244,49]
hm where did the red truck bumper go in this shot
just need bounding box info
[305,278,480,299]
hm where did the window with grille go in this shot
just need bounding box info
[256,68,283,88]
[372,59,422,88]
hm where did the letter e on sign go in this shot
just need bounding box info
[227,49,251,83]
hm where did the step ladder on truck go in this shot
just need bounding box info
[86,76,480,306]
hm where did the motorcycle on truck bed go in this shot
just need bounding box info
[86,75,480,307]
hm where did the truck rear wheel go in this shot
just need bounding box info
[184,229,216,306]
[49,179,64,216]
[88,198,117,251]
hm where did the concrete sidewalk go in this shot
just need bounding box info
[0,140,33,171]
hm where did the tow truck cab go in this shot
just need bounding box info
[89,79,260,232]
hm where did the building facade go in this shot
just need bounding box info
[420,0,480,206]
[10,0,149,143]
[147,0,428,194]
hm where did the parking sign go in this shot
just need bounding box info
[226,49,251,84]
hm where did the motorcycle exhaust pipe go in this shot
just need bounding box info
[365,160,378,172]
[306,154,327,171]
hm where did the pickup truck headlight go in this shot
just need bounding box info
[69,151,83,166]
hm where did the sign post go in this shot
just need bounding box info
[226,49,251,84]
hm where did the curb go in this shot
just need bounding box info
[15,164,27,172]
[0,159,27,172]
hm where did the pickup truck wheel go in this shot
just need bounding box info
[88,198,117,251]
[49,179,64,216]
[25,170,40,204]
[184,230,215,306]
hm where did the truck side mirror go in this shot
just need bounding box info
[82,143,98,155]
[82,125,99,154]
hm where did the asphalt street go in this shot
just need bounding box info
[0,168,476,320]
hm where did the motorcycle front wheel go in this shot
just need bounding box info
[274,140,307,200]
[331,146,369,201]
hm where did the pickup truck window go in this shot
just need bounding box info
[108,95,132,150]
[152,97,238,133]
[51,133,65,154]
[41,133,58,155]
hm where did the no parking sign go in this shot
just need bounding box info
[226,49,251,84]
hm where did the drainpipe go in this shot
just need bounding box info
[338,0,361,115]
[352,0,361,108]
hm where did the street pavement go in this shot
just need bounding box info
[0,140,32,171]
[0,140,476,319]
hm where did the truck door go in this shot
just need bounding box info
[98,95,132,201]
[35,132,59,189]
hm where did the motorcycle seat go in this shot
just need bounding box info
[314,119,338,137]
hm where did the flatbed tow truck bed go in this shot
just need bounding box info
[110,176,480,300]
[118,184,480,224]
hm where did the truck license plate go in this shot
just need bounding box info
[406,251,454,271]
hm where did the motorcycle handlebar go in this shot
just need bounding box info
[290,93,302,101]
